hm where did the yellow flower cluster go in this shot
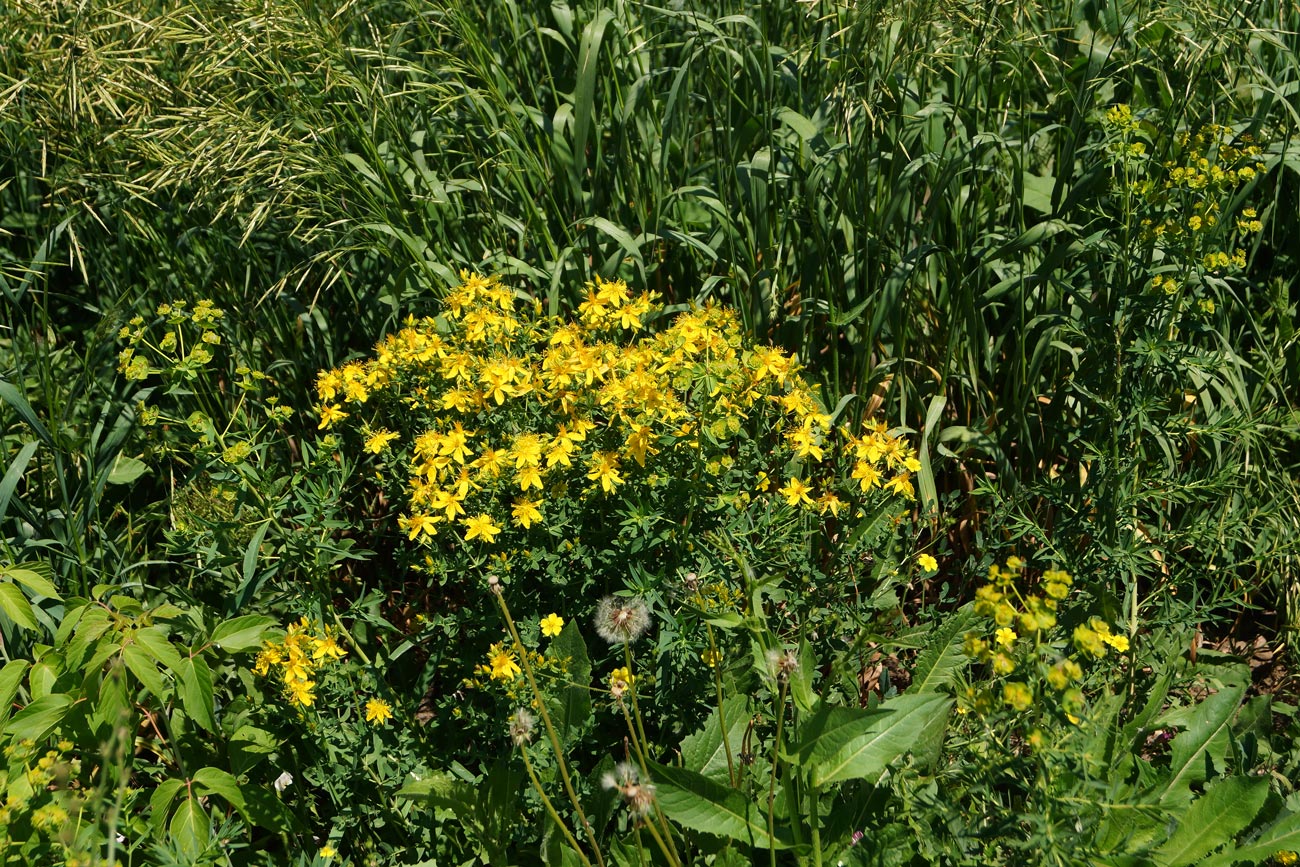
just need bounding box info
[1102,107,1267,313]
[963,559,1124,719]
[317,272,917,549]
[253,618,347,707]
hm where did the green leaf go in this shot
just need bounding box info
[804,693,952,787]
[193,767,247,812]
[0,441,39,526]
[5,693,73,742]
[180,657,216,732]
[169,794,211,858]
[1151,682,1246,804]
[681,695,749,781]
[3,567,60,601]
[106,455,149,485]
[150,778,186,833]
[0,660,30,726]
[571,9,617,174]
[1152,776,1268,867]
[133,625,185,673]
[211,615,276,653]
[0,379,55,448]
[0,582,39,630]
[649,760,790,849]
[907,607,974,694]
[122,644,169,699]
[230,725,279,776]
[1199,810,1300,867]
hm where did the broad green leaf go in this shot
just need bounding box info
[788,638,817,713]
[649,760,790,849]
[907,606,974,694]
[3,567,60,600]
[1151,682,1246,804]
[180,656,216,732]
[1152,776,1268,867]
[0,660,30,726]
[0,582,38,630]
[1199,810,1300,867]
[681,695,749,782]
[169,794,211,859]
[193,767,247,812]
[230,725,279,776]
[150,778,186,833]
[211,615,276,653]
[106,455,149,485]
[122,644,169,699]
[5,693,73,742]
[133,625,184,673]
[806,693,952,787]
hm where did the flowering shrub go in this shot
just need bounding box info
[317,274,920,698]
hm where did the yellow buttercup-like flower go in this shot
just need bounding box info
[463,514,502,543]
[365,698,394,725]
[539,613,565,638]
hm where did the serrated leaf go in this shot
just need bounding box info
[5,693,72,742]
[0,582,38,630]
[649,760,790,849]
[1152,682,1246,804]
[1199,810,1300,867]
[211,615,276,653]
[122,644,169,699]
[907,606,974,694]
[806,693,952,787]
[133,625,184,673]
[681,695,749,781]
[3,567,60,600]
[1152,776,1268,867]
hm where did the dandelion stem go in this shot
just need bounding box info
[622,644,683,867]
[520,744,593,867]
[767,679,789,867]
[495,589,607,867]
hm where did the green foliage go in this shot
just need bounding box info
[0,0,1298,863]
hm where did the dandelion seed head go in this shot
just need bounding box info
[594,596,650,645]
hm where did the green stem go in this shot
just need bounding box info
[521,744,594,867]
[496,589,607,867]
[767,680,788,867]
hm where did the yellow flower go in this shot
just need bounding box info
[320,844,337,859]
[778,476,814,508]
[365,698,394,725]
[994,627,1017,648]
[540,613,565,638]
[364,429,400,454]
[917,553,938,572]
[487,643,522,681]
[587,452,624,493]
[317,404,348,430]
[511,498,543,530]
[463,514,502,543]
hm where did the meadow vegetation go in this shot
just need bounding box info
[1,0,1299,864]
